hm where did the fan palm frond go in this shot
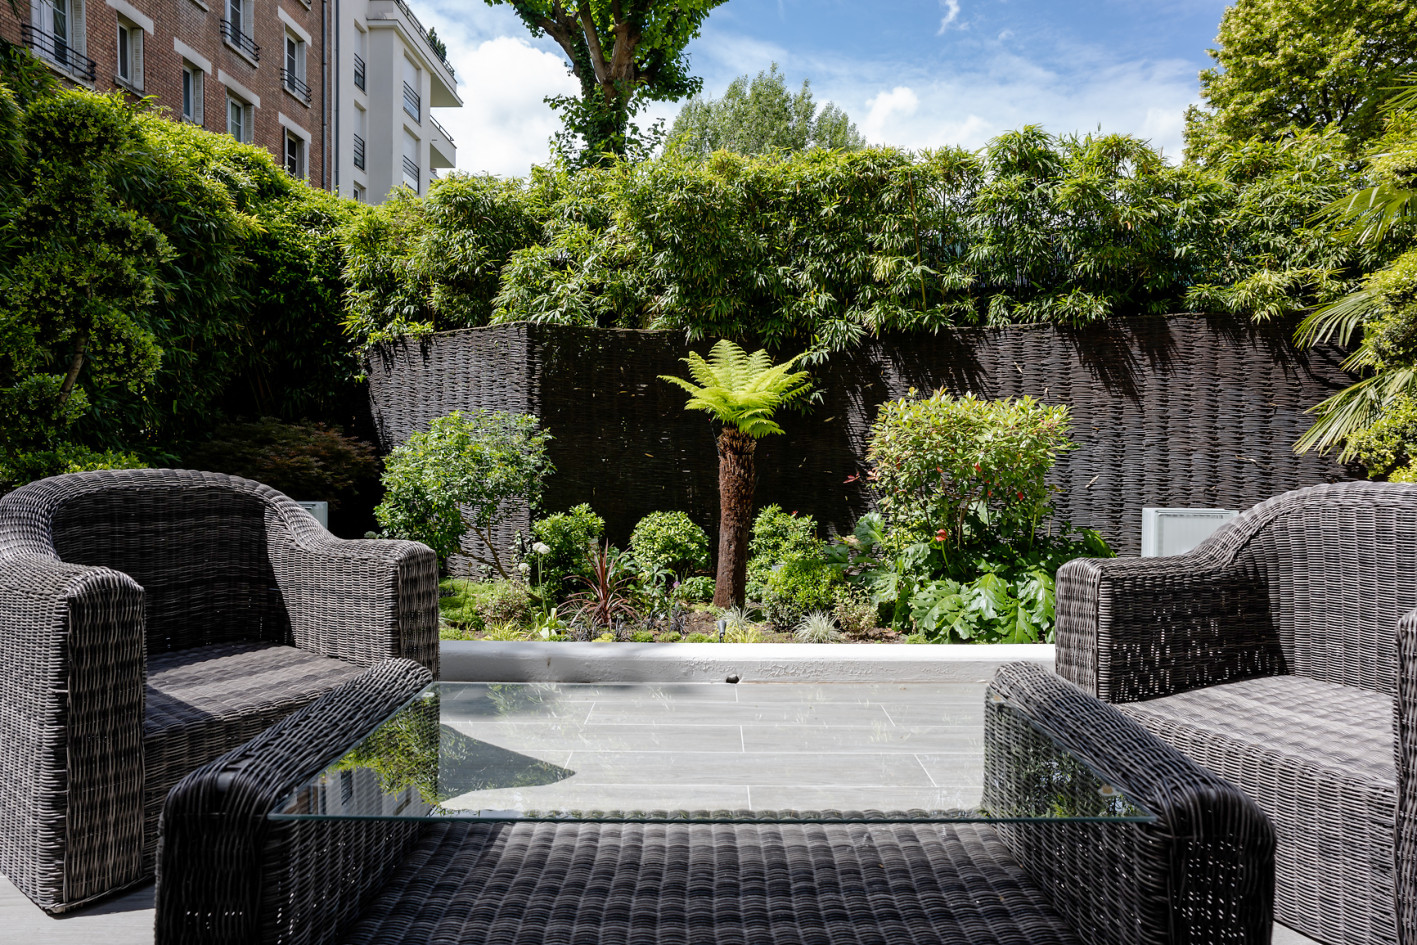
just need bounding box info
[1295,286,1379,348]
[660,339,812,438]
[1311,181,1416,246]
[1295,368,1417,458]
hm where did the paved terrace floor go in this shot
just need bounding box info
[5,679,1319,944]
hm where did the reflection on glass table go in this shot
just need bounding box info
[270,682,1155,825]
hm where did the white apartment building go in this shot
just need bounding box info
[332,0,459,202]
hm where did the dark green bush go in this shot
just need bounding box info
[183,418,378,513]
[746,504,819,598]
[673,575,715,603]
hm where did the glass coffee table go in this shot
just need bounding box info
[270,680,1156,826]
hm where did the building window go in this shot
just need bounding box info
[282,32,310,102]
[284,129,306,178]
[353,28,366,92]
[352,182,365,203]
[353,105,366,170]
[181,62,204,123]
[116,17,143,89]
[402,129,419,191]
[26,0,95,79]
[402,57,420,122]
[222,0,260,60]
[226,92,252,143]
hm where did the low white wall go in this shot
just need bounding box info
[441,641,1055,684]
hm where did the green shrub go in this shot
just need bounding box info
[684,632,714,643]
[1348,393,1417,479]
[746,504,820,597]
[531,503,605,596]
[376,410,552,574]
[629,510,709,578]
[629,629,656,643]
[867,391,1074,548]
[673,575,715,603]
[832,588,878,637]
[439,578,534,632]
[183,418,378,512]
[760,557,842,627]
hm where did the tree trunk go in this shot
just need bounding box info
[713,427,756,609]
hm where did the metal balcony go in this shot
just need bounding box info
[353,133,366,171]
[353,53,366,91]
[402,81,420,121]
[221,19,260,60]
[282,68,311,103]
[21,24,96,80]
[402,155,420,190]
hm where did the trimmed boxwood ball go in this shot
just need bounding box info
[630,511,710,578]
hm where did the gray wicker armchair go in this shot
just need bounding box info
[0,468,440,915]
[1056,481,1417,945]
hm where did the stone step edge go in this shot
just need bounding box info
[441,641,1055,684]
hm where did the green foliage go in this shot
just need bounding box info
[629,510,710,578]
[746,504,820,595]
[673,575,715,603]
[182,418,378,512]
[531,503,605,595]
[375,410,552,575]
[352,129,1372,349]
[481,0,726,164]
[1345,394,1417,479]
[867,391,1074,547]
[561,543,640,628]
[439,578,535,632]
[669,62,864,157]
[660,340,811,438]
[793,611,842,644]
[0,71,365,492]
[760,557,842,627]
[831,588,878,637]
[1185,0,1417,162]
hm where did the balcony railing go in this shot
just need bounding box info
[390,0,454,77]
[402,155,419,190]
[22,24,96,80]
[221,19,260,60]
[282,68,311,103]
[353,133,366,171]
[430,114,454,145]
[402,81,420,121]
[353,53,366,91]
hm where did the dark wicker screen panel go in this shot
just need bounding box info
[366,315,1354,567]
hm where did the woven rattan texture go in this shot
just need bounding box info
[1056,481,1417,945]
[1123,675,1395,945]
[1396,608,1417,945]
[154,661,1272,945]
[365,315,1352,569]
[0,469,440,915]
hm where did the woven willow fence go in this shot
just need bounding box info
[366,315,1355,569]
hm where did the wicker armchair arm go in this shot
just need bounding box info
[1054,554,1283,703]
[155,658,433,945]
[0,555,147,911]
[987,662,1274,945]
[1395,608,1417,945]
[263,502,440,676]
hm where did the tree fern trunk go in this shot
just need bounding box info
[713,428,756,609]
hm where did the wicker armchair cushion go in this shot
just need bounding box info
[142,643,365,867]
[1123,674,1395,945]
[339,820,1086,945]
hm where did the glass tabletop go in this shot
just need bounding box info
[269,681,1154,825]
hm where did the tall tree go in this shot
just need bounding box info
[661,340,810,608]
[484,0,727,164]
[669,62,865,156]
[1185,0,1417,162]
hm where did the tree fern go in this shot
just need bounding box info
[660,340,812,438]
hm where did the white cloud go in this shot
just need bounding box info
[863,87,920,142]
[937,0,962,35]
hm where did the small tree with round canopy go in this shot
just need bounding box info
[660,340,810,608]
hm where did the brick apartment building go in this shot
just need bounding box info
[0,0,460,201]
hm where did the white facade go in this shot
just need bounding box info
[331,0,459,202]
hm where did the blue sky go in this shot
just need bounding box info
[418,0,1233,176]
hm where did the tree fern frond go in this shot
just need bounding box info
[659,339,813,437]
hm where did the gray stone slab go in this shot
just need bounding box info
[451,719,752,753]
[561,749,938,788]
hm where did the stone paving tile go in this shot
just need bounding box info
[738,682,987,706]
[452,719,751,753]
[441,783,754,815]
[581,700,898,726]
[561,749,938,787]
